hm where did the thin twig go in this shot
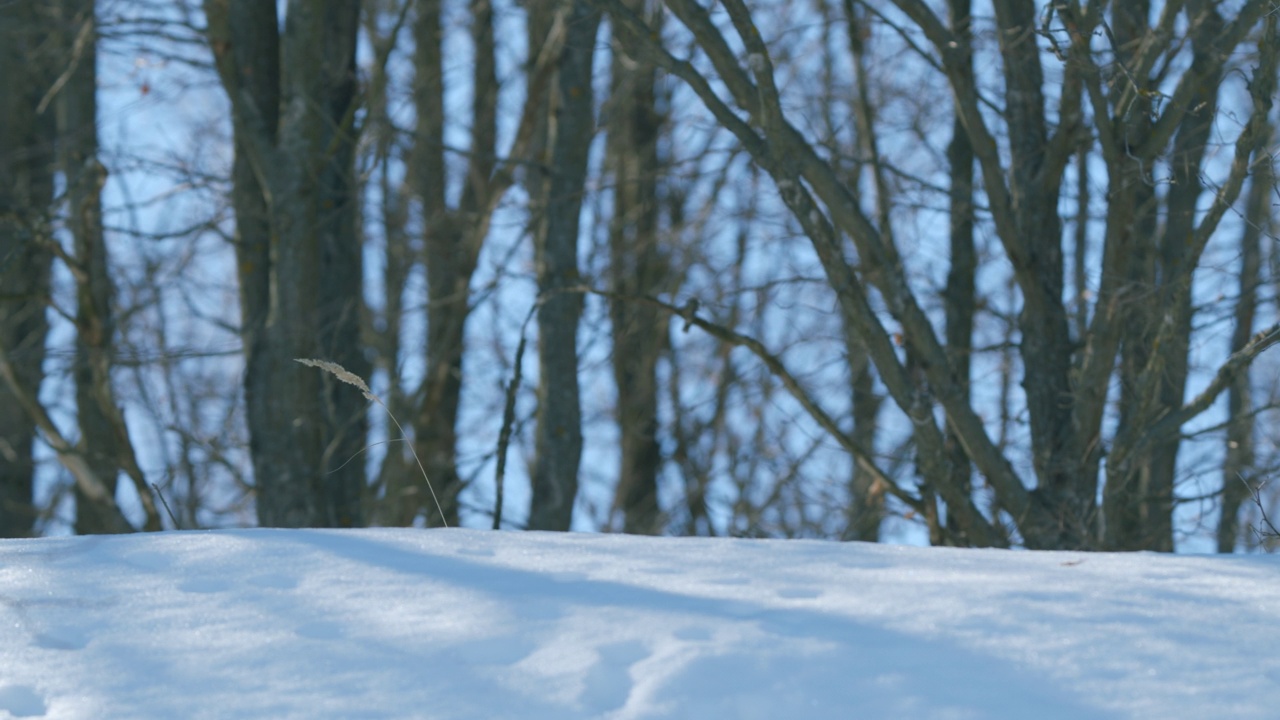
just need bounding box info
[151,483,181,529]
[504,286,920,515]
[1246,477,1280,545]
[492,309,536,530]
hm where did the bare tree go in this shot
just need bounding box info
[595,0,1280,549]
[0,0,162,535]
[8,0,1276,549]
[836,0,891,542]
[206,0,367,528]
[1102,1,1226,551]
[59,0,128,534]
[361,0,419,524]
[394,0,500,527]
[606,0,668,534]
[939,0,978,546]
[527,0,602,530]
[0,1,57,537]
[1219,137,1272,552]
[366,0,578,528]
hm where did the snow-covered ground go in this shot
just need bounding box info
[0,529,1276,719]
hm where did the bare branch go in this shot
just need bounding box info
[0,340,135,534]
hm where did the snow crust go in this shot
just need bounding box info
[1,528,1277,719]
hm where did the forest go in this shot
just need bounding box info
[1,0,1278,552]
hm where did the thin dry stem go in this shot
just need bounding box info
[296,358,447,528]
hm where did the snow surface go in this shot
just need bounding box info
[0,529,1277,719]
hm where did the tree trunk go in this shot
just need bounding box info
[0,0,56,538]
[1107,3,1222,551]
[990,0,1089,548]
[837,0,886,543]
[1103,0,1160,550]
[607,0,666,535]
[56,0,125,534]
[941,0,976,546]
[207,0,366,528]
[363,4,416,525]
[1218,140,1269,552]
[383,0,500,527]
[840,328,883,542]
[528,0,600,531]
[313,2,368,528]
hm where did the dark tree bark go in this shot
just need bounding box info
[410,0,466,527]
[58,0,126,534]
[527,0,601,531]
[1105,2,1223,552]
[379,0,565,528]
[207,0,367,528]
[394,0,498,527]
[311,4,368,529]
[1102,0,1161,550]
[988,0,1089,548]
[1105,3,1270,551]
[941,0,977,546]
[840,323,883,542]
[606,0,666,535]
[0,1,56,538]
[1218,141,1271,552]
[0,0,149,536]
[837,0,886,543]
[363,1,417,523]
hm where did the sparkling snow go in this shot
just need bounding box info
[1,529,1277,719]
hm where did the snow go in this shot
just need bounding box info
[1,529,1277,719]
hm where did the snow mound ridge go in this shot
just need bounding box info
[0,528,1276,719]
